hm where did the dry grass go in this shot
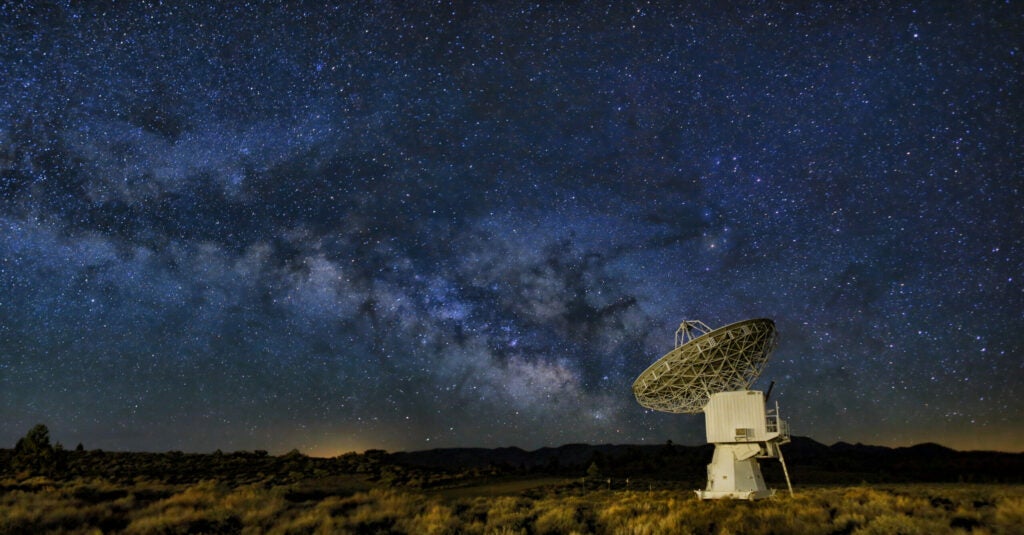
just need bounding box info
[0,478,1021,534]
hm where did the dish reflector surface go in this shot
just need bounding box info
[632,318,777,414]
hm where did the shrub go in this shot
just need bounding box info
[533,499,585,534]
[398,502,458,534]
[122,480,240,535]
[993,496,1024,534]
[851,512,947,535]
[477,495,532,534]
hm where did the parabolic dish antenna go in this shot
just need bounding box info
[632,317,792,500]
[632,318,777,414]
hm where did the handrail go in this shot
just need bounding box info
[765,400,789,439]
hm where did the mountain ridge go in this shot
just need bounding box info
[388,436,1024,484]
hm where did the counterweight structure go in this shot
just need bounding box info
[632,318,793,500]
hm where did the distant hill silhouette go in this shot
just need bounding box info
[391,436,1024,484]
[2,435,1021,486]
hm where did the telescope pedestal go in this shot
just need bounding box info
[696,443,774,500]
[696,390,790,500]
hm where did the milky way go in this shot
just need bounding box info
[1,3,1021,454]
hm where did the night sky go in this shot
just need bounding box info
[1,2,1021,456]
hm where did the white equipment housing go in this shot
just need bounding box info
[697,390,791,500]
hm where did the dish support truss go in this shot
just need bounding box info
[633,319,777,414]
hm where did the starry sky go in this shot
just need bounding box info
[1,2,1021,456]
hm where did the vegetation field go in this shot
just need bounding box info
[1,477,1021,534]
[2,426,1022,533]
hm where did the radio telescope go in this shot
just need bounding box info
[633,318,793,500]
